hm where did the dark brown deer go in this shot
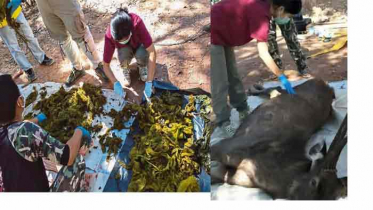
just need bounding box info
[211,78,347,200]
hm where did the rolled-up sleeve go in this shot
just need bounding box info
[12,122,69,165]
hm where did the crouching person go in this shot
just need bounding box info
[102,7,156,98]
[0,74,91,192]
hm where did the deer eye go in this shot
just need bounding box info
[310,178,318,187]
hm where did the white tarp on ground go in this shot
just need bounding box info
[211,79,347,200]
[21,82,133,192]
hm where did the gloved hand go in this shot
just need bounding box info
[278,74,296,95]
[114,81,124,97]
[7,0,22,10]
[36,113,47,123]
[75,126,91,147]
[143,81,153,103]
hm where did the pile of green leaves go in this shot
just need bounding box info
[31,84,107,143]
[25,84,212,191]
[99,132,123,161]
[26,84,126,160]
[25,86,38,107]
[120,92,211,192]
[40,87,47,99]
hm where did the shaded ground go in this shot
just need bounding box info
[0,0,209,104]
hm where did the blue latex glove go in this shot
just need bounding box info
[114,81,124,97]
[75,126,92,146]
[143,81,153,103]
[278,74,296,95]
[36,113,47,123]
[7,0,22,11]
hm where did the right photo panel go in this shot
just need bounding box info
[209,0,347,200]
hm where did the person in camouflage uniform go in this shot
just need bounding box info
[51,153,87,192]
[0,74,91,192]
[268,17,309,75]
[6,121,88,192]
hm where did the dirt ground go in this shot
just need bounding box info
[0,0,209,104]
[0,0,347,103]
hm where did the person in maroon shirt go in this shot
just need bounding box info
[210,0,302,138]
[102,8,157,98]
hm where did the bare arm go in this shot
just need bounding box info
[257,41,283,77]
[65,130,83,166]
[146,44,157,81]
[103,61,119,86]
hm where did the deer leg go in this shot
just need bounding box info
[226,167,255,187]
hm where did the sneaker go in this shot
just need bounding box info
[299,68,312,78]
[65,68,85,87]
[24,68,37,83]
[123,68,131,86]
[219,121,236,138]
[139,66,148,82]
[95,62,109,81]
[40,55,55,66]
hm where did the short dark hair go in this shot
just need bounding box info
[273,0,302,14]
[0,74,20,125]
[110,7,133,41]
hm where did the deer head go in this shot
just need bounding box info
[287,115,347,200]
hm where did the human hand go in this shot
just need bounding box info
[75,126,92,147]
[114,81,125,97]
[143,81,153,103]
[36,113,47,123]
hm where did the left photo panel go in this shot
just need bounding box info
[0,0,211,192]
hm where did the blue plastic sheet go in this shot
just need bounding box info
[104,81,211,192]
